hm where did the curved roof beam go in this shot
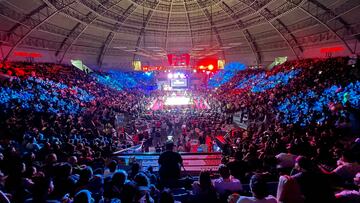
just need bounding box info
[204,8,226,59]
[1,1,75,62]
[165,0,174,50]
[133,10,155,60]
[262,8,303,57]
[183,0,194,48]
[7,4,48,34]
[97,32,114,68]
[239,0,304,59]
[189,0,225,59]
[294,0,357,53]
[243,29,261,65]
[97,2,144,68]
[216,1,261,64]
[49,0,123,63]
[38,0,310,36]
[132,1,161,60]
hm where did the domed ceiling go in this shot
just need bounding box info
[0,0,359,69]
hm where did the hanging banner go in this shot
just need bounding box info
[167,53,190,66]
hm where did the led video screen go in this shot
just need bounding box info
[170,78,187,87]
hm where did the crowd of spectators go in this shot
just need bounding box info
[0,56,359,203]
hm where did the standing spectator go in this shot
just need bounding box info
[158,142,183,187]
[213,164,242,199]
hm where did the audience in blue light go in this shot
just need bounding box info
[94,70,157,91]
[0,76,94,114]
[208,62,246,88]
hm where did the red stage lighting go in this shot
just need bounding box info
[196,57,218,72]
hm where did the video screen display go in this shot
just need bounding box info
[171,78,187,87]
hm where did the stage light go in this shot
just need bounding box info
[193,69,197,73]
[199,65,205,69]
[218,59,225,69]
[206,71,210,75]
[208,64,214,70]
[179,73,185,78]
[168,73,173,79]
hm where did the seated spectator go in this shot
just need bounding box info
[159,189,181,203]
[161,190,174,203]
[121,179,137,203]
[25,176,59,203]
[52,163,76,199]
[73,189,94,203]
[227,151,247,181]
[335,172,360,203]
[86,174,104,202]
[276,174,304,203]
[145,166,158,185]
[75,166,93,193]
[213,164,242,197]
[332,150,360,183]
[227,193,241,203]
[134,172,155,203]
[191,171,218,203]
[92,152,106,172]
[292,156,335,203]
[129,162,141,181]
[237,174,277,203]
[105,170,127,199]
[104,160,118,178]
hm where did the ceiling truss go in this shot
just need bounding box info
[133,0,161,60]
[0,1,75,62]
[0,0,359,66]
[216,1,262,64]
[295,0,357,53]
[48,0,124,63]
[98,0,147,67]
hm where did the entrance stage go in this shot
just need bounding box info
[150,95,210,111]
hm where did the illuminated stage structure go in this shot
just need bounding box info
[164,96,191,106]
[149,92,210,111]
[124,55,222,173]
